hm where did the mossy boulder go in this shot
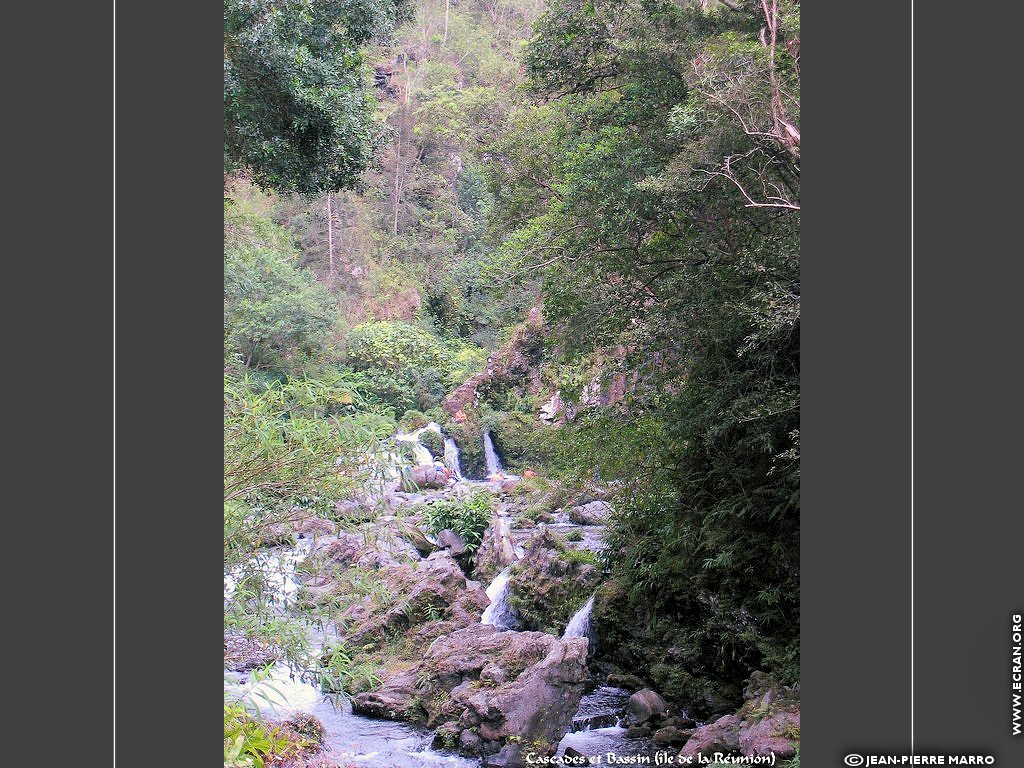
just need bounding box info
[506,526,601,636]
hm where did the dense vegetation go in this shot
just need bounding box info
[225,0,800,758]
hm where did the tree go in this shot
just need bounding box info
[224,0,412,194]
[224,204,338,369]
[484,0,800,711]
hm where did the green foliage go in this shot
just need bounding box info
[341,321,487,411]
[487,0,801,710]
[224,204,338,370]
[318,641,383,695]
[224,0,412,194]
[561,548,599,567]
[224,698,293,768]
[420,491,493,555]
[344,320,456,375]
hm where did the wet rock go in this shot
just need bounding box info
[626,688,667,725]
[653,725,690,746]
[506,526,602,634]
[355,625,589,759]
[483,744,519,767]
[663,715,697,729]
[606,672,645,691]
[438,528,467,556]
[568,501,611,526]
[677,714,741,759]
[625,724,652,739]
[224,635,278,672]
[474,517,516,582]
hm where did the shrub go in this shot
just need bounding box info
[344,321,457,375]
[421,492,493,554]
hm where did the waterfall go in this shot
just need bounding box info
[562,594,595,641]
[395,422,445,466]
[480,567,518,630]
[444,437,462,479]
[483,431,502,476]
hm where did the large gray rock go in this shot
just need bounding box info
[405,464,453,490]
[626,688,667,725]
[677,714,741,759]
[568,501,611,526]
[474,516,517,583]
[341,553,488,645]
[438,528,467,556]
[354,624,589,762]
[739,710,799,759]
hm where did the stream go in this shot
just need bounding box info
[225,424,644,767]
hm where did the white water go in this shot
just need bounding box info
[224,536,314,604]
[483,431,502,476]
[562,594,595,641]
[225,536,479,768]
[396,422,444,465]
[480,567,517,630]
[444,437,462,479]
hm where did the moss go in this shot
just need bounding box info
[420,429,445,459]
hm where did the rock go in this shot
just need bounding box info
[474,517,516,582]
[654,726,690,747]
[283,713,325,745]
[624,724,652,739]
[432,721,462,751]
[626,688,667,725]
[459,728,483,752]
[568,501,611,526]
[607,672,645,691]
[323,532,369,565]
[739,710,799,759]
[224,635,278,671]
[401,525,437,557]
[355,625,589,759]
[342,553,489,646]
[500,479,518,494]
[523,469,537,479]
[663,716,697,729]
[406,464,453,490]
[483,744,519,767]
[438,528,467,556]
[480,662,506,686]
[289,509,334,536]
[677,714,741,759]
[506,526,602,634]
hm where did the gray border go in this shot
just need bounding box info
[801,0,914,761]
[912,1,1024,759]
[114,0,225,764]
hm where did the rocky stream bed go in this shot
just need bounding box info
[225,430,799,767]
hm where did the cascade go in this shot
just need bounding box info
[480,567,518,630]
